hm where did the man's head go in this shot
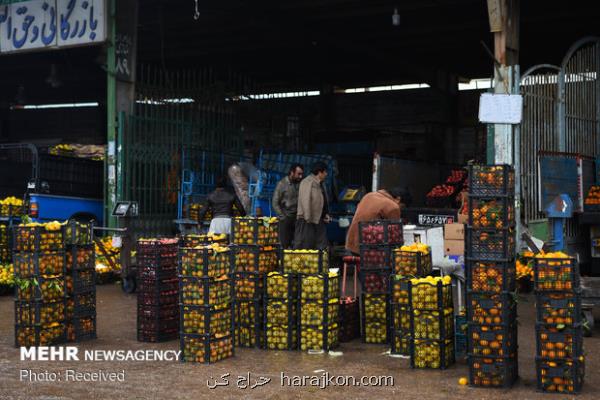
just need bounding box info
[387,187,411,207]
[311,162,328,182]
[288,163,304,183]
[215,177,227,189]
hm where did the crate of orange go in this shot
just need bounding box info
[467,323,518,358]
[533,253,579,292]
[180,333,234,364]
[466,293,516,326]
[468,197,515,229]
[536,357,584,394]
[466,260,516,293]
[466,229,515,260]
[583,185,600,212]
[468,355,518,388]
[468,165,515,197]
[536,325,583,360]
[536,292,581,326]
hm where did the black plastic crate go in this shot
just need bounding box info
[64,221,94,246]
[412,308,454,340]
[467,292,517,326]
[137,317,179,342]
[235,322,264,348]
[358,220,403,246]
[266,271,298,298]
[265,298,298,325]
[468,165,515,197]
[467,323,518,358]
[138,263,177,280]
[410,338,455,369]
[362,318,389,344]
[66,269,96,295]
[300,273,340,300]
[233,273,264,300]
[15,276,65,302]
[466,259,516,292]
[179,246,232,278]
[410,279,453,311]
[67,292,97,317]
[66,246,95,271]
[300,298,339,326]
[282,249,329,274]
[390,275,411,306]
[181,303,233,337]
[179,276,233,307]
[231,217,279,246]
[391,304,411,333]
[137,304,179,320]
[1,204,24,218]
[536,292,582,326]
[534,257,580,292]
[232,245,280,274]
[137,277,179,306]
[235,299,263,326]
[137,238,179,257]
[300,323,339,351]
[455,314,468,360]
[137,252,178,268]
[67,315,96,342]
[15,323,66,347]
[359,244,392,269]
[181,233,228,248]
[468,197,515,229]
[536,357,584,394]
[180,333,234,363]
[13,225,64,252]
[264,323,297,350]
[14,300,65,326]
[13,251,65,277]
[359,268,391,295]
[536,324,584,360]
[390,330,411,355]
[339,298,360,342]
[468,355,518,388]
[392,249,432,277]
[466,228,515,261]
[362,293,389,322]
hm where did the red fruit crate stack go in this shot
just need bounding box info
[466,164,518,389]
[533,254,584,394]
[137,238,179,343]
[358,220,403,345]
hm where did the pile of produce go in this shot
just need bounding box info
[0,263,15,291]
[94,236,121,279]
[0,196,24,217]
[232,217,279,246]
[181,334,234,364]
[182,233,227,248]
[393,243,432,276]
[180,244,231,277]
[282,249,328,274]
[232,245,279,274]
[359,221,403,245]
[469,198,514,229]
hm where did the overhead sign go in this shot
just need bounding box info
[0,0,106,54]
[478,93,523,124]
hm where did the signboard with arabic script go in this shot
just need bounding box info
[0,0,105,54]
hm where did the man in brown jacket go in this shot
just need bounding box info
[345,188,405,255]
[293,162,330,250]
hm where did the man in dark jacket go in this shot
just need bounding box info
[272,163,304,248]
[293,162,330,250]
[198,177,245,235]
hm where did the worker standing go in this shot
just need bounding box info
[272,163,304,248]
[294,162,330,250]
[198,177,246,235]
[345,187,408,255]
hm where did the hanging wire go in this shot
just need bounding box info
[193,0,200,20]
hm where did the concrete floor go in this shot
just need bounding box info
[1,285,599,400]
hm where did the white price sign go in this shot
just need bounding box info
[478,93,523,124]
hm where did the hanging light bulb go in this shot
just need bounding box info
[392,8,400,26]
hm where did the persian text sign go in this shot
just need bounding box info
[0,0,105,53]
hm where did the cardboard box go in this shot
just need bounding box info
[444,239,464,256]
[457,213,468,224]
[444,223,465,240]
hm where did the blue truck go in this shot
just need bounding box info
[0,143,103,224]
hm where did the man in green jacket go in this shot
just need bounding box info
[272,163,304,248]
[293,162,330,250]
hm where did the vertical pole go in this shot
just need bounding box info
[106,0,117,228]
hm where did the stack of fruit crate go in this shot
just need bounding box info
[410,276,455,369]
[390,242,432,355]
[231,217,280,348]
[64,221,96,342]
[137,238,179,342]
[534,254,584,394]
[299,271,340,351]
[359,220,403,344]
[264,271,298,350]
[179,243,234,363]
[466,164,518,388]
[13,223,67,346]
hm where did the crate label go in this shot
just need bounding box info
[418,214,454,226]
